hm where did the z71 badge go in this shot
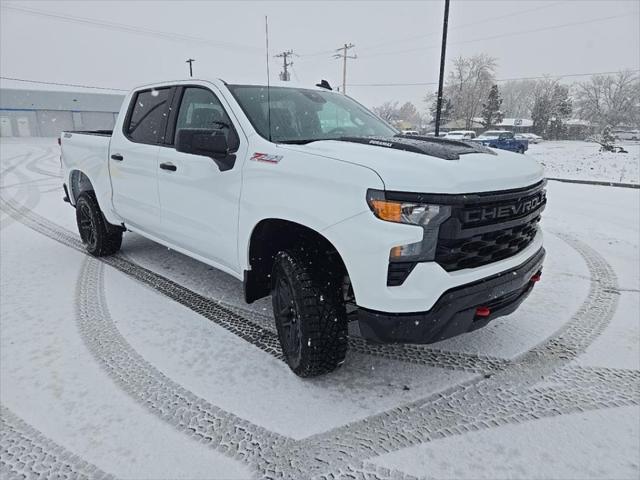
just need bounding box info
[250,152,283,164]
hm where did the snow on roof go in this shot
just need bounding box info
[496,118,534,127]
[0,87,124,112]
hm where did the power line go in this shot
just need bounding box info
[359,12,637,59]
[348,69,640,88]
[298,2,566,59]
[3,69,637,94]
[357,1,565,53]
[0,76,127,91]
[1,4,263,55]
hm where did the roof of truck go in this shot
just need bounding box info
[130,78,331,92]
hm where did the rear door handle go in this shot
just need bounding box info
[111,154,124,161]
[160,162,177,172]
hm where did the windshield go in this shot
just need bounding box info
[227,85,397,143]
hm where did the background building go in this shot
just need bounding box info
[0,86,124,138]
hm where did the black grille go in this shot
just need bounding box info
[432,182,546,272]
[436,216,540,271]
[387,262,416,286]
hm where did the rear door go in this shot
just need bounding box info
[156,85,246,272]
[110,87,172,232]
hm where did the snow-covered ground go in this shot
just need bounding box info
[528,140,640,185]
[1,138,639,479]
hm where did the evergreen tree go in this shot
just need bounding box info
[429,96,453,127]
[481,85,504,128]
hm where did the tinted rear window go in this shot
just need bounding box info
[126,88,171,144]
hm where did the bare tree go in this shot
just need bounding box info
[372,101,399,123]
[444,54,497,129]
[500,79,537,118]
[575,71,640,128]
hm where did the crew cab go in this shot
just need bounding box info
[475,130,529,153]
[60,78,546,377]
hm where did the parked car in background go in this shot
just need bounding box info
[475,130,528,154]
[400,129,420,136]
[445,130,476,140]
[614,129,640,141]
[517,133,543,144]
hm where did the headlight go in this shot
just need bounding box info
[366,189,451,263]
[366,190,447,226]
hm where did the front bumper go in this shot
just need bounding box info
[357,247,545,344]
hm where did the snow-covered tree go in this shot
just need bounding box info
[575,71,640,129]
[500,79,537,118]
[443,54,497,129]
[601,125,616,147]
[531,79,572,139]
[397,102,422,127]
[481,85,504,128]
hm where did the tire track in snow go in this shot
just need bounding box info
[2,149,637,479]
[0,405,115,480]
[0,150,50,232]
[75,257,291,475]
[286,235,628,478]
[0,190,512,373]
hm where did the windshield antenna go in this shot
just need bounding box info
[265,15,272,143]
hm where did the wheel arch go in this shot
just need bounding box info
[243,218,351,304]
[69,169,95,205]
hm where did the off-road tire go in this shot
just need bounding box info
[75,192,123,256]
[271,248,348,377]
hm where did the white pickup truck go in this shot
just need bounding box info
[60,78,546,377]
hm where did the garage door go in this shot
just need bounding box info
[37,110,74,137]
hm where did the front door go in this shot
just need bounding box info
[110,87,172,233]
[157,86,245,273]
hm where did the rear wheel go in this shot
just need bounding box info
[75,192,123,256]
[271,249,348,377]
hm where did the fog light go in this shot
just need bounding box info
[475,306,491,317]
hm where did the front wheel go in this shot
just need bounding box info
[75,192,123,256]
[271,249,348,377]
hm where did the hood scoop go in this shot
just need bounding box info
[335,135,495,160]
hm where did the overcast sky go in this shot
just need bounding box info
[1,0,638,111]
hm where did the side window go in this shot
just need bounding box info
[126,88,171,144]
[174,87,239,151]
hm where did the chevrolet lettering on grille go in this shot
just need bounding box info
[463,191,546,224]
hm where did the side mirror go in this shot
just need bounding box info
[176,129,235,171]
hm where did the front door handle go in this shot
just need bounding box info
[160,162,177,172]
[111,153,124,161]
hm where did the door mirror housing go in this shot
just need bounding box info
[175,129,236,171]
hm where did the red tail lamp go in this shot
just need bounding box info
[475,306,491,317]
[531,272,542,283]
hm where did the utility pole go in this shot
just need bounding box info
[186,58,195,78]
[434,0,450,136]
[275,50,294,81]
[333,43,356,94]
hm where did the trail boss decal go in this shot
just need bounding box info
[250,152,283,164]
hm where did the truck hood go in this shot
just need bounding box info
[280,139,544,194]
